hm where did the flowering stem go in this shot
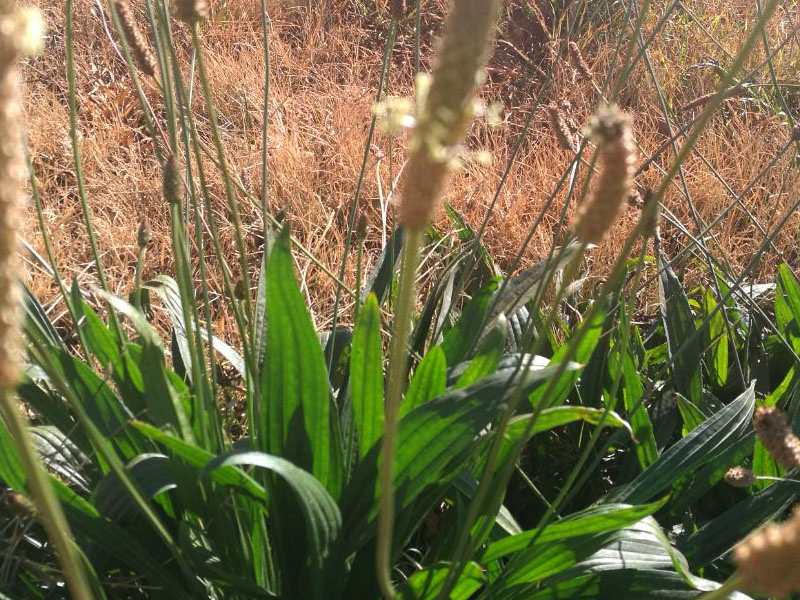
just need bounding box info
[377,226,423,599]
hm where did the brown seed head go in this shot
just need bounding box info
[734,506,800,597]
[398,0,501,229]
[389,0,406,20]
[572,104,637,244]
[0,7,40,387]
[753,406,800,469]
[162,154,184,205]
[172,0,209,24]
[234,279,247,301]
[679,84,746,113]
[568,41,592,81]
[545,104,575,152]
[137,218,152,248]
[5,491,37,517]
[356,212,369,241]
[724,466,756,488]
[112,0,157,77]
[529,1,550,40]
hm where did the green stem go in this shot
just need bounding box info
[65,0,123,340]
[0,388,93,600]
[132,245,145,311]
[377,226,423,599]
[191,24,255,331]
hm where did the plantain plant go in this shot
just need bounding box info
[4,0,800,598]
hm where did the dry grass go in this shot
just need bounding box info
[20,0,800,335]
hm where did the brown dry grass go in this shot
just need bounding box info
[20,0,800,335]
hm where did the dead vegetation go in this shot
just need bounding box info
[21,0,800,334]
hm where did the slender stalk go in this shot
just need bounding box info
[328,20,396,375]
[132,243,146,310]
[191,23,255,334]
[65,0,123,339]
[377,226,423,598]
[0,6,92,593]
[260,0,272,253]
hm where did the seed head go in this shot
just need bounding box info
[0,6,41,387]
[136,218,152,248]
[0,7,44,59]
[398,0,501,229]
[389,0,406,20]
[356,212,369,241]
[724,466,756,488]
[545,104,575,152]
[234,279,247,301]
[112,0,157,77]
[568,41,592,81]
[734,506,800,597]
[172,0,209,24]
[753,406,800,469]
[572,104,637,244]
[162,154,184,205]
[791,123,800,142]
[679,85,746,113]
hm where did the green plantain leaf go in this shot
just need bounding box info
[0,415,25,490]
[72,292,146,414]
[145,275,246,378]
[606,381,755,504]
[260,229,341,496]
[483,499,668,562]
[675,394,707,434]
[362,226,404,305]
[491,531,624,590]
[527,570,752,599]
[56,352,144,462]
[498,406,631,465]
[337,361,577,555]
[658,254,704,408]
[349,293,384,460]
[93,453,177,522]
[529,300,608,410]
[206,450,341,600]
[440,278,499,365]
[704,289,729,388]
[778,263,800,326]
[399,561,485,600]
[454,315,506,388]
[681,475,800,565]
[132,421,267,501]
[94,290,194,442]
[616,301,658,468]
[22,283,65,351]
[401,345,447,418]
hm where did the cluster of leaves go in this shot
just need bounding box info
[4,210,800,598]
